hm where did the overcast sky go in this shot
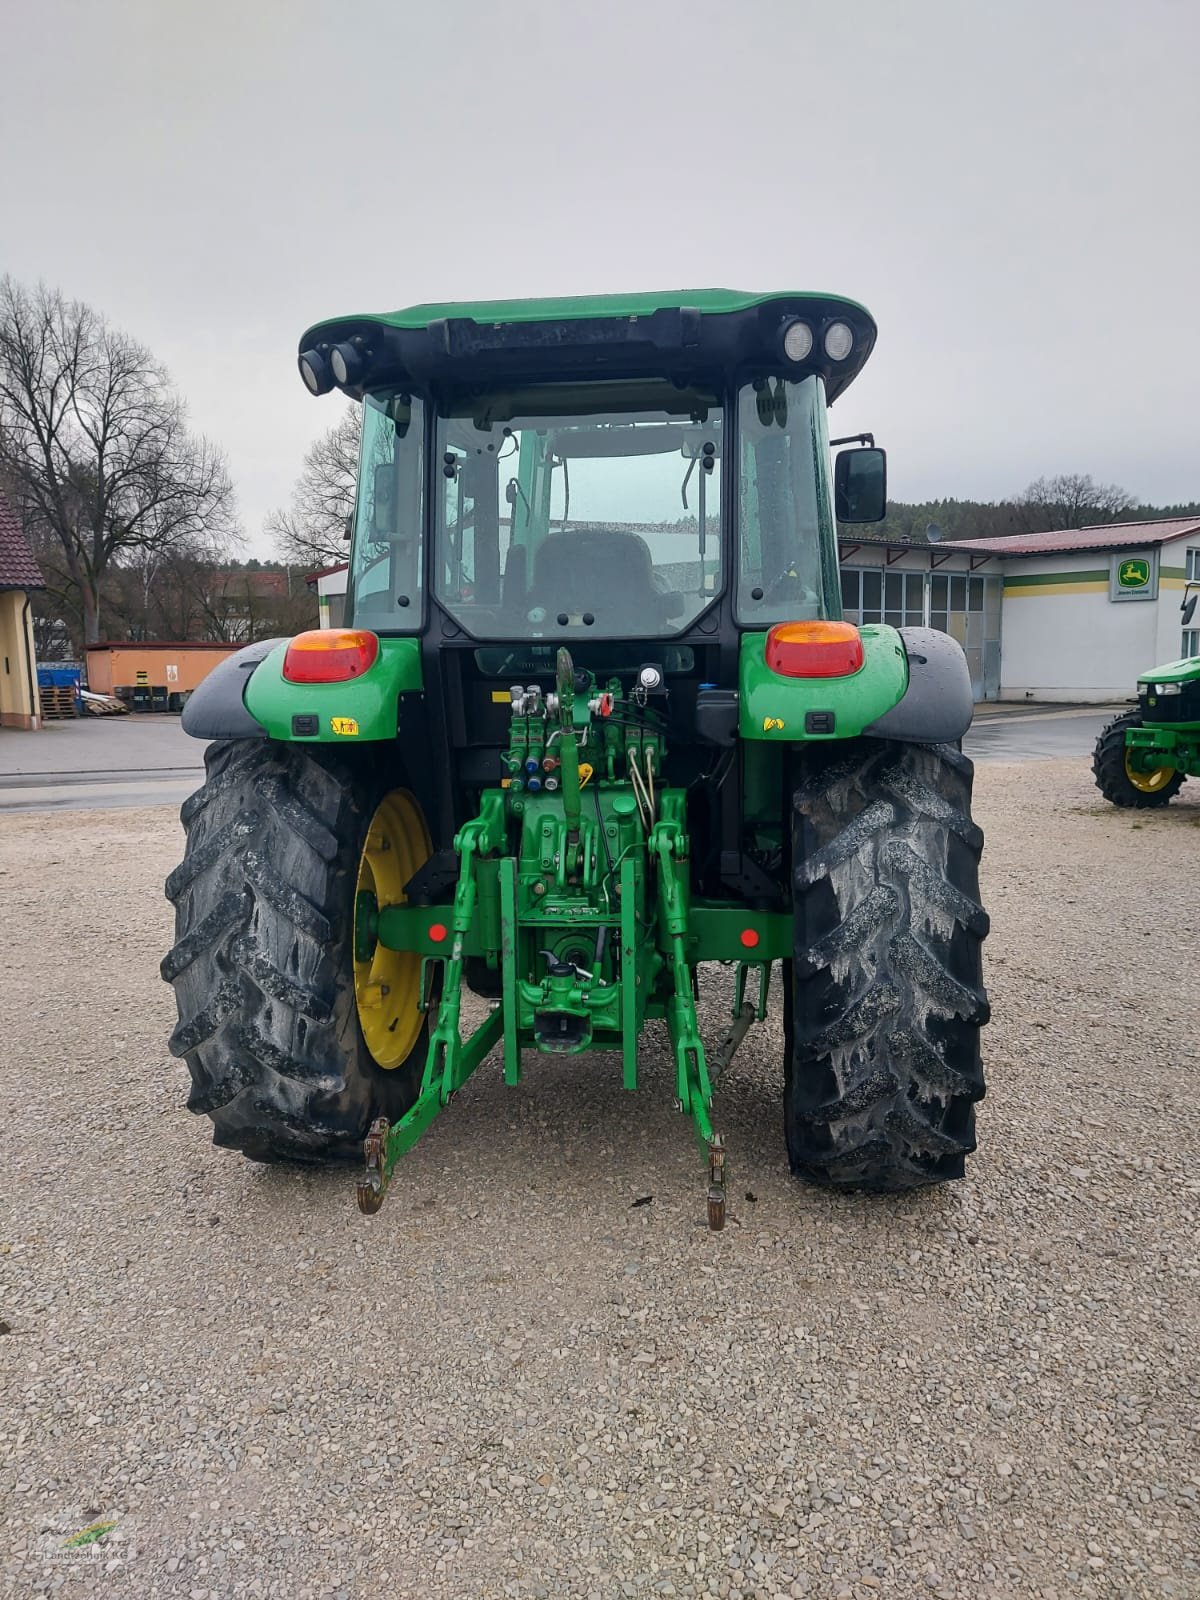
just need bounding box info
[3,0,1197,555]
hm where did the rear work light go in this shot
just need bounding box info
[765,620,864,678]
[282,629,379,683]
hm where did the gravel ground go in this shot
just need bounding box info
[1,758,1197,1599]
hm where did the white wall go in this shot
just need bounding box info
[999,556,1160,701]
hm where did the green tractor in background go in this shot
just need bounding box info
[1093,583,1200,808]
[162,290,989,1227]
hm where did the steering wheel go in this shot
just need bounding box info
[755,566,819,608]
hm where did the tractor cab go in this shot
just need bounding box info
[302,292,887,658]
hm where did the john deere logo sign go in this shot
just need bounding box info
[1111,552,1157,603]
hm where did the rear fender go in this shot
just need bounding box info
[864,627,974,744]
[243,636,423,742]
[738,624,908,743]
[179,638,282,739]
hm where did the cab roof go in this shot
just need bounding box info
[299,289,877,402]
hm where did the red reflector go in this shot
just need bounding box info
[765,621,864,679]
[428,923,448,944]
[282,629,379,684]
[740,928,760,949]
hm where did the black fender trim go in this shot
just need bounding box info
[180,638,286,740]
[864,627,974,744]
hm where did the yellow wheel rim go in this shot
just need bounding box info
[1124,751,1176,794]
[354,790,431,1068]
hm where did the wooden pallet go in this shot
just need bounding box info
[81,693,129,716]
[38,686,78,720]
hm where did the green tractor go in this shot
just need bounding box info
[1093,584,1200,808]
[162,290,989,1226]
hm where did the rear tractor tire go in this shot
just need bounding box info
[1092,710,1184,808]
[786,739,990,1192]
[162,738,433,1162]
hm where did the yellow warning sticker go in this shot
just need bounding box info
[762,716,785,732]
[491,690,511,703]
[330,717,359,736]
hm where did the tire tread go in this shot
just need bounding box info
[787,739,989,1192]
[163,739,426,1163]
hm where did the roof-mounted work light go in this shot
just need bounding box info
[781,319,814,363]
[298,348,334,395]
[823,321,855,361]
[331,340,368,387]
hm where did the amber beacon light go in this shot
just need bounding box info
[282,629,380,683]
[765,620,865,678]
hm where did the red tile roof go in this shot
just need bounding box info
[208,567,293,598]
[0,496,45,590]
[941,517,1200,558]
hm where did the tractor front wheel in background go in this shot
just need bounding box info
[785,739,990,1192]
[162,739,433,1162]
[1092,710,1184,808]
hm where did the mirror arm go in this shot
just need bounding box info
[829,432,875,448]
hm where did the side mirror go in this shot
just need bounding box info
[371,462,395,535]
[1183,588,1198,627]
[834,446,887,523]
[342,514,353,542]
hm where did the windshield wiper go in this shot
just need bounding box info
[681,444,716,594]
[680,455,697,510]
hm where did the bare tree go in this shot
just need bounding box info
[267,404,360,567]
[103,539,216,642]
[1015,473,1135,533]
[0,277,237,645]
[86,549,314,646]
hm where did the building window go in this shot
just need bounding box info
[1183,630,1199,659]
[841,567,1001,635]
[1186,548,1200,581]
[841,568,923,627]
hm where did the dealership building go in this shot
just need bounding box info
[309,515,1200,703]
[839,516,1199,701]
